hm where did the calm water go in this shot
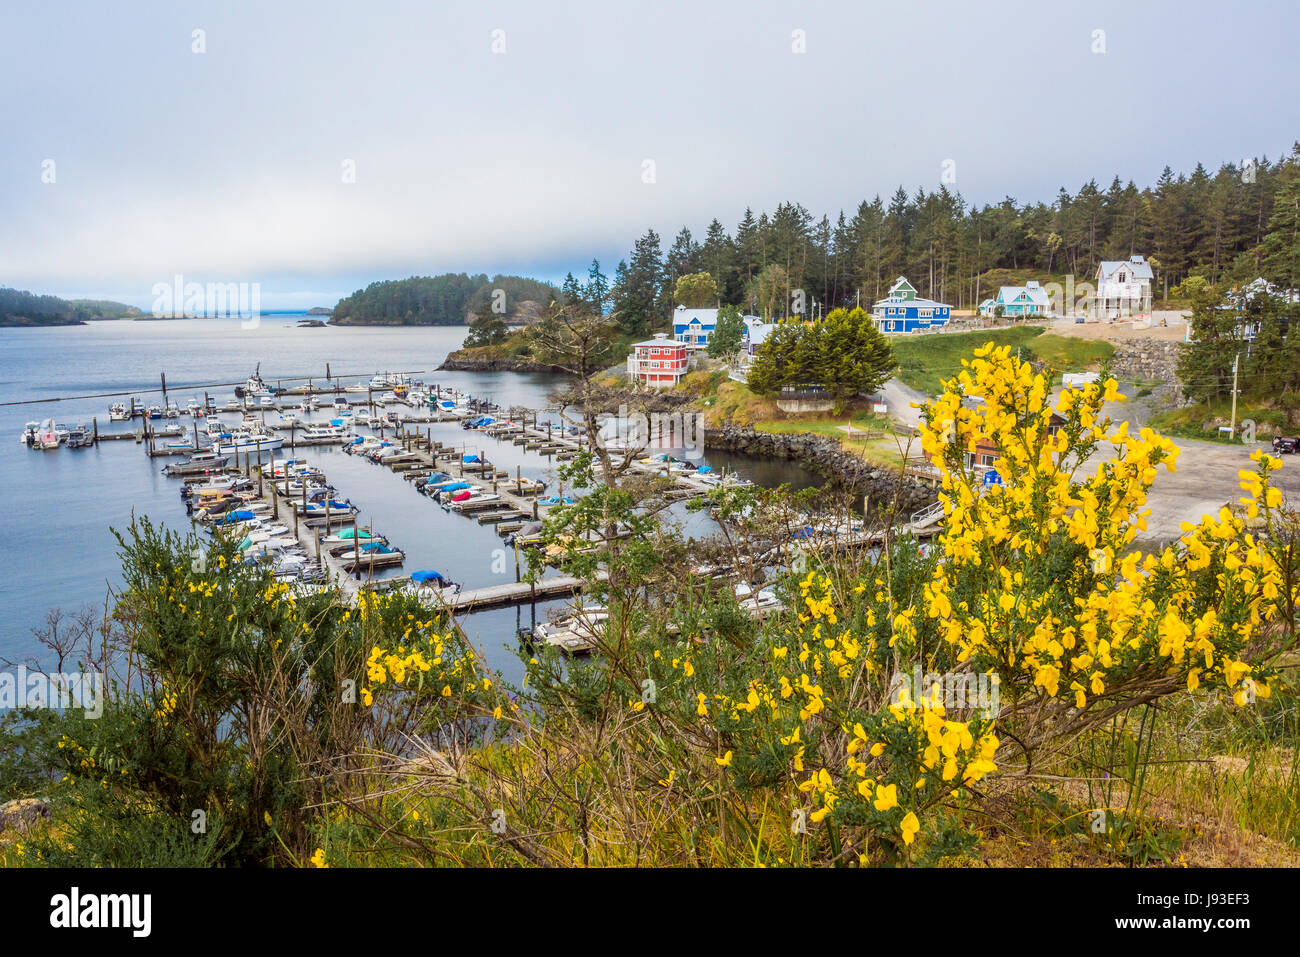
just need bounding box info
[0,316,818,679]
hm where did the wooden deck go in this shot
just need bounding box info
[449,575,588,612]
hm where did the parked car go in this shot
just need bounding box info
[1272,436,1300,454]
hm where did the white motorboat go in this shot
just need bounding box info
[109,402,129,422]
[444,490,501,510]
[300,426,347,443]
[533,607,609,655]
[164,451,229,476]
[320,527,384,547]
[215,431,283,454]
[736,582,784,619]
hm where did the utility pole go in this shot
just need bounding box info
[1230,352,1241,440]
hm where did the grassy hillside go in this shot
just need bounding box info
[892,326,1114,395]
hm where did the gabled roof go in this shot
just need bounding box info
[887,276,917,300]
[673,306,720,321]
[996,284,1050,307]
[1098,256,1154,281]
[872,295,951,310]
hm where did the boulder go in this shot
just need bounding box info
[0,798,51,834]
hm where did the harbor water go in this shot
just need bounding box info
[0,316,820,680]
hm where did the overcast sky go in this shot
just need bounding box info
[3,0,1298,309]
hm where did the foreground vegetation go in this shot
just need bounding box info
[2,347,1298,867]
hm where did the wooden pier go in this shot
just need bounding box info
[448,574,595,613]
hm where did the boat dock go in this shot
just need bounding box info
[69,373,949,619]
[448,575,588,613]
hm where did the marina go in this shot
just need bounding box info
[0,318,834,682]
[138,380,942,650]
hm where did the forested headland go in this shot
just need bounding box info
[0,288,139,326]
[329,273,557,325]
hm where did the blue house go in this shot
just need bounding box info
[673,306,719,350]
[979,281,1050,318]
[870,277,951,332]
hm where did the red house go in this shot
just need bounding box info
[627,334,688,387]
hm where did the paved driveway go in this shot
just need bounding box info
[884,377,1300,547]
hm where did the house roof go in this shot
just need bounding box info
[886,276,918,301]
[872,295,951,310]
[673,306,720,323]
[745,320,775,346]
[1226,277,1300,306]
[633,338,683,348]
[996,284,1050,306]
[1098,256,1154,281]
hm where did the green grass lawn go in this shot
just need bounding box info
[891,326,1114,396]
[1149,397,1288,442]
[754,412,909,466]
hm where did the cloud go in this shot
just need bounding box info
[3,0,1298,307]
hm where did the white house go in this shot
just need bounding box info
[1095,255,1154,319]
[742,315,774,355]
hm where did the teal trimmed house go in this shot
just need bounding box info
[979,280,1050,318]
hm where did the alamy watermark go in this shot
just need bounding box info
[151,274,262,329]
[595,404,704,461]
[0,666,104,718]
[888,664,1000,718]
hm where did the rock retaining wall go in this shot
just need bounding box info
[705,426,938,515]
[1110,339,1182,385]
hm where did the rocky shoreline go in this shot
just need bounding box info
[438,352,569,373]
[704,426,938,514]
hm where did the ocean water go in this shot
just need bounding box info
[0,315,817,680]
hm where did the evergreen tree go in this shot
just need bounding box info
[700,219,738,304]
[707,305,746,359]
[561,272,585,308]
[1263,144,1300,293]
[612,230,665,335]
[586,259,610,315]
[1177,284,1244,401]
[463,300,509,347]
